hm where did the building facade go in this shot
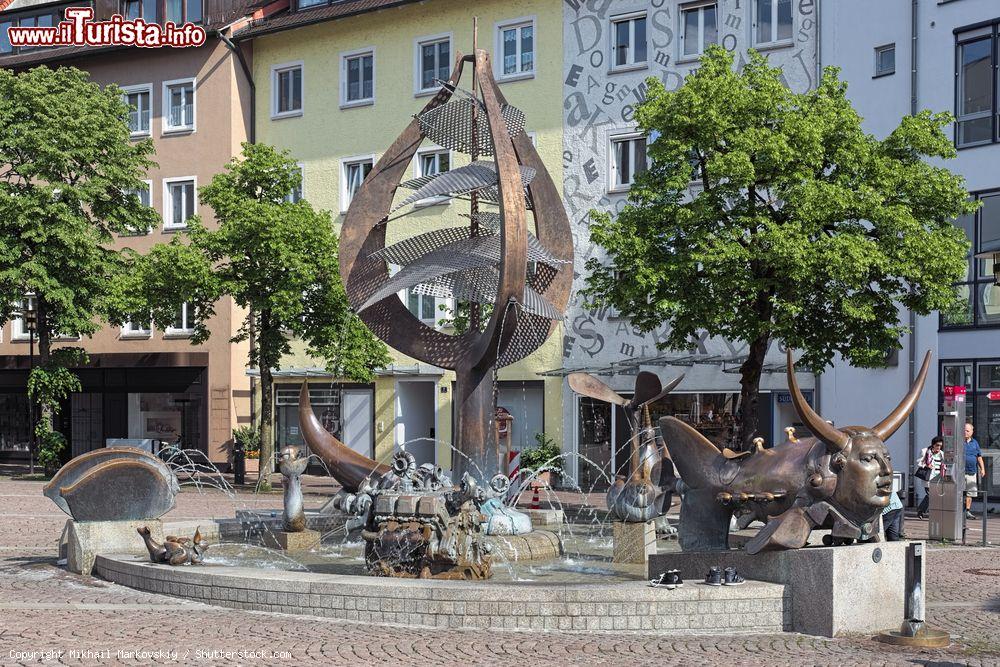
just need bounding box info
[0,0,254,467]
[820,0,1000,494]
[557,0,820,488]
[238,0,566,474]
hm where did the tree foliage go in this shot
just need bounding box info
[113,143,390,485]
[0,66,158,459]
[583,47,975,447]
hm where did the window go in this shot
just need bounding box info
[943,191,1000,328]
[341,157,373,212]
[341,49,374,107]
[125,0,200,24]
[11,296,37,341]
[285,165,303,204]
[297,0,326,8]
[162,78,195,133]
[680,2,718,58]
[415,35,451,94]
[122,318,152,338]
[1,8,63,54]
[164,178,196,230]
[0,22,13,54]
[122,84,152,136]
[753,0,793,46]
[609,133,648,192]
[405,289,438,325]
[496,18,535,80]
[123,180,153,235]
[610,12,647,71]
[956,28,994,147]
[939,360,1000,451]
[414,148,450,206]
[874,44,895,77]
[270,62,303,118]
[167,302,197,335]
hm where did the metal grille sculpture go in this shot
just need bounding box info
[339,46,572,480]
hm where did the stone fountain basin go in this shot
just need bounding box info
[93,552,788,634]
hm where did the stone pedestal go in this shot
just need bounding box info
[64,519,163,575]
[648,540,923,637]
[523,508,564,528]
[263,528,320,552]
[612,520,656,564]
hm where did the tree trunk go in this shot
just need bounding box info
[259,364,274,491]
[35,298,53,434]
[736,332,770,451]
[257,309,274,491]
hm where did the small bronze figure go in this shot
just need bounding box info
[662,349,929,554]
[278,445,309,533]
[137,526,208,565]
[568,371,683,522]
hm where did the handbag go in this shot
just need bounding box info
[914,466,931,481]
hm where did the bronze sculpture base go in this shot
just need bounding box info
[263,528,320,552]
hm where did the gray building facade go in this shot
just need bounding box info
[558,0,820,488]
[821,0,1000,499]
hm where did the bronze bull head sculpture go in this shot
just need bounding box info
[661,349,929,554]
[568,371,683,522]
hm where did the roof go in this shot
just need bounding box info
[234,0,427,40]
[0,44,123,68]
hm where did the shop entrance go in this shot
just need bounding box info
[395,380,436,466]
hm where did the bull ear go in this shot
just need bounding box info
[872,350,931,442]
[786,349,849,453]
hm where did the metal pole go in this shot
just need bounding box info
[983,458,990,546]
[28,323,34,475]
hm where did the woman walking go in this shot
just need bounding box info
[916,436,944,519]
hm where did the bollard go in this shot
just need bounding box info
[232,440,245,486]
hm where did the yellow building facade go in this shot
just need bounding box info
[246,0,565,472]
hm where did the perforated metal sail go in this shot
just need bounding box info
[415,96,526,156]
[393,161,536,212]
[412,266,562,322]
[371,223,569,269]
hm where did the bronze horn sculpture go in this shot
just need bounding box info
[335,45,572,480]
[568,371,684,522]
[298,383,388,492]
[661,348,931,553]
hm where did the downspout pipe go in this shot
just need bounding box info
[219,32,255,145]
[218,30,257,448]
[908,0,919,488]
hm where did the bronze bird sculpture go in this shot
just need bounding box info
[661,349,929,554]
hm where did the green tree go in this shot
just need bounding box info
[583,47,975,449]
[111,143,389,488]
[0,66,157,460]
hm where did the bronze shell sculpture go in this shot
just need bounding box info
[568,371,684,522]
[335,46,572,481]
[44,447,179,522]
[661,349,929,554]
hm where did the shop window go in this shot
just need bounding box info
[942,191,1000,328]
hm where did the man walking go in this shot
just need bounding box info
[964,423,985,520]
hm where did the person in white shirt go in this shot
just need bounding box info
[915,436,944,519]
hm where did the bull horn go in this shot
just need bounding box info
[298,383,389,492]
[872,350,932,442]
[786,349,849,453]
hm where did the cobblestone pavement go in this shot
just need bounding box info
[1,477,998,666]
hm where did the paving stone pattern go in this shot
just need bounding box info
[1,477,998,666]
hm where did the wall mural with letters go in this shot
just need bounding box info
[559,0,818,386]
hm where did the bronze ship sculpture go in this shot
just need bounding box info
[568,371,683,523]
[661,349,929,554]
